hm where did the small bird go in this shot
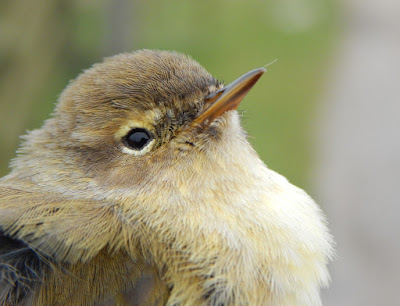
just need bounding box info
[0,50,333,305]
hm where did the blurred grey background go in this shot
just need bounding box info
[0,0,399,305]
[315,0,400,305]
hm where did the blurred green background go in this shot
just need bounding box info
[0,0,336,191]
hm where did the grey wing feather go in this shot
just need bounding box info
[0,230,49,305]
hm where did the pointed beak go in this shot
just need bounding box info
[194,67,266,126]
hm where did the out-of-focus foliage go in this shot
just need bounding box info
[0,0,336,190]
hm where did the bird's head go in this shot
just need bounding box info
[12,50,266,203]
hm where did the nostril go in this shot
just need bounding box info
[204,89,224,105]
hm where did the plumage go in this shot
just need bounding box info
[0,50,333,305]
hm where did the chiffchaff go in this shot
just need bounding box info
[0,50,333,305]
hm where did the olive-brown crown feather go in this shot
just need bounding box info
[56,50,220,142]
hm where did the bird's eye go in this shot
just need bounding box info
[124,128,153,151]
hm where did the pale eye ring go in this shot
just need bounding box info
[123,128,154,153]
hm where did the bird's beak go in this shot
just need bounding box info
[194,67,266,126]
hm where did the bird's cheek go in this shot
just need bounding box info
[80,153,147,189]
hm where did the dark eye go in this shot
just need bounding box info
[124,128,153,151]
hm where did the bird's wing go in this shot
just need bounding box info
[0,185,122,262]
[0,184,123,304]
